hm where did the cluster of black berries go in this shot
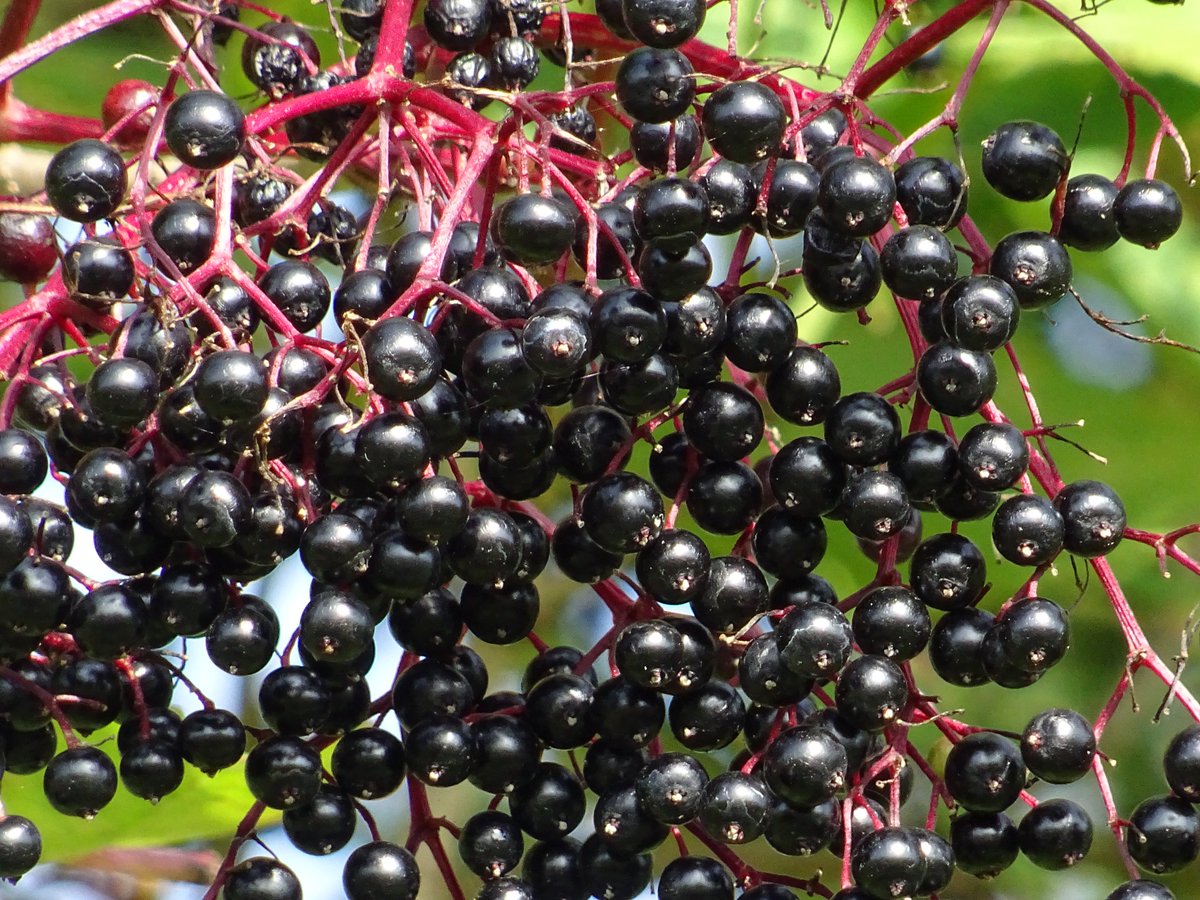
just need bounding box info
[0,1,1192,899]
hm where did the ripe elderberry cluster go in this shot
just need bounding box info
[0,1,1195,899]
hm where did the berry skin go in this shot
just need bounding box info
[490,36,540,89]
[835,655,908,732]
[616,48,695,124]
[63,235,135,303]
[1018,798,1093,870]
[894,156,968,230]
[630,115,702,171]
[957,422,1029,491]
[852,585,930,661]
[43,746,119,818]
[703,82,787,164]
[0,211,57,283]
[944,732,1026,812]
[916,341,997,417]
[992,494,1065,566]
[658,856,734,900]
[817,156,896,237]
[343,844,422,897]
[1125,795,1200,875]
[425,0,491,49]
[362,316,442,401]
[460,810,525,879]
[1021,707,1095,783]
[1054,479,1126,557]
[1105,882,1175,900]
[1164,725,1200,803]
[1115,178,1184,248]
[0,815,41,880]
[939,274,1020,352]
[493,195,577,265]
[762,725,847,807]
[951,811,1019,878]
[702,160,758,233]
[682,381,764,462]
[224,858,301,900]
[880,225,959,301]
[150,198,216,273]
[839,470,911,541]
[851,826,926,900]
[824,391,900,467]
[45,139,127,222]
[163,90,245,169]
[242,21,320,99]
[622,0,706,48]
[1059,173,1120,251]
[981,120,1068,201]
[989,230,1072,310]
[698,771,772,844]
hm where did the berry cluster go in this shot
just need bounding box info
[0,1,1194,899]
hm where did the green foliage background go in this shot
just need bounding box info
[4,0,1200,898]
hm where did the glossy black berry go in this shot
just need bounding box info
[853,585,930,661]
[150,197,216,273]
[993,494,1065,566]
[683,381,763,462]
[1020,707,1095,784]
[851,826,926,900]
[698,771,771,844]
[1115,178,1184,248]
[824,391,900,466]
[703,81,786,164]
[774,600,852,679]
[1019,798,1093,869]
[460,810,525,879]
[802,240,882,312]
[224,857,301,900]
[939,274,1020,351]
[916,341,997,417]
[818,156,896,237]
[164,90,245,169]
[45,139,127,222]
[631,115,702,172]
[990,230,1072,310]
[1054,479,1126,557]
[951,811,1019,878]
[1126,795,1200,875]
[493,194,576,265]
[425,0,491,49]
[945,732,1026,812]
[343,841,420,900]
[762,725,847,807]
[362,316,442,401]
[1105,881,1175,900]
[880,225,958,300]
[620,0,705,47]
[43,746,118,818]
[835,655,908,732]
[616,48,695,123]
[981,120,1068,201]
[0,815,41,879]
[1059,173,1120,251]
[701,160,757,234]
[63,235,135,304]
[895,156,967,230]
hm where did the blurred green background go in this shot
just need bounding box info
[3,0,1200,898]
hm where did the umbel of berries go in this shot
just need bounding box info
[0,0,1197,898]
